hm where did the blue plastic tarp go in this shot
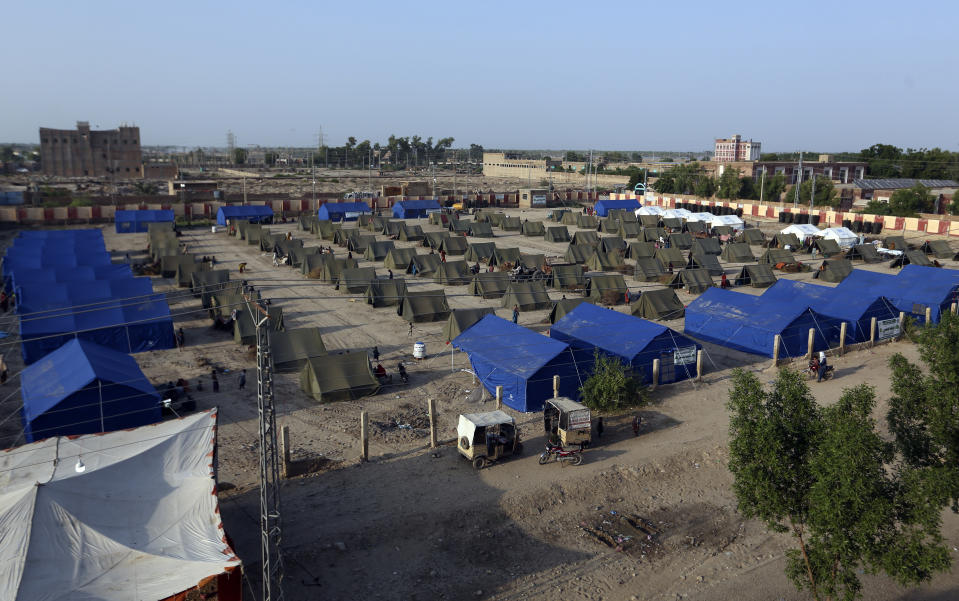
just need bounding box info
[392,199,441,219]
[317,202,372,221]
[11,264,132,291]
[550,302,700,384]
[837,266,959,324]
[216,205,274,226]
[593,198,640,217]
[20,339,160,442]
[115,210,175,233]
[685,287,841,358]
[452,315,580,412]
[2,251,112,279]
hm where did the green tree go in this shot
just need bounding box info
[232,147,247,165]
[716,167,741,199]
[692,174,716,198]
[133,181,159,195]
[578,350,647,412]
[888,183,935,216]
[759,172,787,203]
[785,177,839,208]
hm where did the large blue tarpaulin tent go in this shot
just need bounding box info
[317,202,372,221]
[761,279,899,344]
[17,277,155,314]
[685,287,842,358]
[20,339,160,442]
[452,314,579,412]
[215,205,273,226]
[114,210,175,233]
[593,198,640,217]
[10,264,132,291]
[550,302,700,385]
[392,199,441,219]
[836,265,959,324]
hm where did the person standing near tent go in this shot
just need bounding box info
[388,269,394,280]
[440,250,446,263]
[720,273,730,289]
[372,346,380,361]
[176,328,185,350]
[817,351,828,383]
[408,322,414,337]
[512,305,519,324]
[272,250,279,267]
[211,370,219,393]
[238,370,246,390]
[632,414,641,436]
[596,417,604,439]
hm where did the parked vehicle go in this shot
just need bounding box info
[457,411,522,469]
[538,443,584,466]
[544,397,592,447]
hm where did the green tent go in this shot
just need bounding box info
[667,232,693,250]
[846,244,883,263]
[661,217,683,230]
[368,216,388,232]
[301,253,326,277]
[544,226,571,243]
[160,254,196,279]
[585,250,625,271]
[150,236,179,262]
[758,248,798,266]
[883,236,909,251]
[272,327,327,373]
[274,238,304,257]
[381,221,405,237]
[639,214,661,227]
[299,215,317,231]
[469,222,495,238]
[464,242,497,263]
[443,308,496,341]
[338,267,376,293]
[300,353,379,402]
[732,264,777,288]
[561,211,580,225]
[244,226,264,246]
[599,236,627,253]
[398,224,425,241]
[571,231,599,246]
[565,244,594,264]
[609,209,638,223]
[586,273,628,303]
[773,233,801,249]
[383,248,418,270]
[692,238,722,256]
[363,240,396,262]
[890,250,933,269]
[630,288,685,320]
[147,221,174,234]
[500,216,522,231]
[502,281,552,311]
[738,228,764,245]
[720,242,755,262]
[489,247,522,267]
[576,214,598,229]
[550,264,586,290]
[814,259,854,283]
[686,252,724,276]
[433,260,472,285]
[287,246,321,268]
[519,253,545,270]
[814,238,842,258]
[259,233,285,252]
[438,236,468,254]
[314,220,340,240]
[332,228,358,246]
[469,272,511,298]
[365,278,408,307]
[618,221,641,239]
[485,213,506,227]
[192,269,232,308]
[920,240,953,258]
[423,231,449,249]
[598,219,620,234]
[712,225,734,237]
[522,221,546,236]
[449,220,471,234]
[550,209,569,222]
[234,305,284,345]
[317,257,359,282]
[634,257,665,281]
[347,234,376,253]
[655,247,684,268]
[642,227,668,242]
[407,253,442,277]
[398,289,451,322]
[667,268,713,294]
[210,290,259,322]
[685,221,707,234]
[428,212,448,226]
[626,241,656,258]
[175,260,209,287]
[356,214,372,227]
[548,298,592,323]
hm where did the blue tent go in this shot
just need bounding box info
[392,199,441,219]
[317,202,372,221]
[114,210,175,233]
[14,229,105,242]
[2,250,112,280]
[11,264,132,291]
[762,279,899,344]
[837,266,959,324]
[216,205,274,226]
[685,287,841,358]
[452,315,580,412]
[20,339,160,442]
[593,198,640,217]
[551,302,700,384]
[17,277,155,314]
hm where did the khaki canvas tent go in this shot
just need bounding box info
[685,221,707,234]
[271,327,327,372]
[634,257,666,281]
[363,240,396,262]
[618,221,641,239]
[544,226,571,242]
[661,217,683,230]
[668,232,693,250]
[814,259,854,283]
[299,215,317,231]
[192,269,231,308]
[655,247,684,267]
[814,238,842,258]
[368,216,388,232]
[585,250,626,271]
[274,238,304,258]
[759,248,799,266]
[890,250,934,268]
[571,231,599,247]
[630,288,685,320]
[846,244,883,263]
[160,254,195,279]
[332,228,358,246]
[449,220,471,234]
[692,238,722,256]
[639,214,661,227]
[428,212,448,226]
[300,353,379,402]
[921,240,953,258]
[407,253,442,277]
[314,220,340,240]
[519,253,546,270]
[884,236,909,251]
[599,236,627,253]
[398,289,451,322]
[642,227,668,242]
[355,214,372,227]
[549,264,586,290]
[686,252,724,276]
[338,267,376,293]
[732,264,777,288]
[244,226,264,246]
[489,247,522,267]
[738,228,764,245]
[548,298,592,324]
[259,233,285,252]
[423,231,449,249]
[150,238,180,262]
[772,233,801,249]
[598,218,620,234]
[464,242,497,263]
[443,307,496,341]
[720,242,755,262]
[586,273,628,303]
[500,216,522,231]
[522,221,546,236]
[502,280,552,311]
[667,268,713,294]
[210,291,255,322]
[576,214,598,228]
[175,260,209,287]
[383,247,418,270]
[565,244,594,264]
[365,279,408,307]
[486,213,506,227]
[381,221,405,237]
[626,241,656,259]
[398,224,425,241]
[433,260,472,285]
[287,245,321,268]
[234,305,284,345]
[561,211,580,225]
[438,236,469,254]
[468,272,511,298]
[347,234,376,253]
[609,209,638,223]
[550,209,569,222]
[712,225,734,237]
[469,222,495,238]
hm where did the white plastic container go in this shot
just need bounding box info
[211,225,218,234]
[413,342,426,359]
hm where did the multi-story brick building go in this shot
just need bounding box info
[39,121,142,178]
[754,155,867,184]
[714,134,761,162]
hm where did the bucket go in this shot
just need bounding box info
[211,225,218,234]
[413,341,426,359]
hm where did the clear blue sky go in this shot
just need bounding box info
[4,0,957,152]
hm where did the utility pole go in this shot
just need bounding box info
[249,298,285,601]
[465,150,470,206]
[793,151,803,207]
[759,166,766,204]
[810,173,816,211]
[310,152,315,212]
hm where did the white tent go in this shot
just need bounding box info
[685,212,717,223]
[663,208,693,219]
[0,409,242,601]
[819,226,858,248]
[710,214,745,231]
[781,223,822,243]
[636,205,665,216]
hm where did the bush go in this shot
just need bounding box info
[578,350,648,412]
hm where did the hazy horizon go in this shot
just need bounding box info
[5,1,957,153]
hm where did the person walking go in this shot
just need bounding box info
[596,417,604,439]
[238,369,246,390]
[440,250,446,263]
[632,414,641,436]
[408,322,414,337]
[176,328,185,350]
[372,346,380,361]
[512,305,519,324]
[272,250,279,267]
[211,370,219,393]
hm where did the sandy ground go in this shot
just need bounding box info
[1,210,958,601]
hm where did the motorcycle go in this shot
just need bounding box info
[538,443,584,466]
[807,361,834,381]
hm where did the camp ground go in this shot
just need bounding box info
[366,279,409,307]
[585,273,628,303]
[548,297,592,323]
[720,242,755,263]
[667,268,713,294]
[813,258,854,283]
[338,267,377,293]
[685,252,724,276]
[500,216,522,231]
[521,220,545,236]
[397,290,451,322]
[468,272,511,298]
[634,257,666,281]
[300,353,380,402]
[464,242,497,263]
[468,222,495,238]
[433,261,472,285]
[732,264,777,288]
[544,225,571,242]
[501,281,552,311]
[383,247,418,270]
[452,315,580,412]
[551,302,699,385]
[443,307,495,342]
[549,264,586,290]
[407,253,442,277]
[630,288,685,320]
[270,327,328,372]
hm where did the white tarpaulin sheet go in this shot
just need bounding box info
[0,409,240,601]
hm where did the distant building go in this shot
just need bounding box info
[714,135,761,162]
[849,178,958,211]
[482,152,562,179]
[518,188,549,208]
[168,180,219,200]
[39,121,142,178]
[754,155,866,185]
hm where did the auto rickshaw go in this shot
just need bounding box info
[544,397,592,447]
[457,411,522,469]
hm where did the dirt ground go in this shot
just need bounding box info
[2,209,958,601]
